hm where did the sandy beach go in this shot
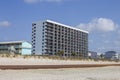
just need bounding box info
[0,57,120,80]
[0,66,120,80]
[0,57,120,69]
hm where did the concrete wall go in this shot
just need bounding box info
[21,48,31,55]
[34,22,43,55]
[22,42,32,55]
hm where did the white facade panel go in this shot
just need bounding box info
[32,22,43,55]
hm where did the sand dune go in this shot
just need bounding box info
[0,57,119,65]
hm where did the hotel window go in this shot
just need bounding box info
[32,23,36,26]
[33,46,35,48]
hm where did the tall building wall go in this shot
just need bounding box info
[32,22,44,55]
[32,20,88,57]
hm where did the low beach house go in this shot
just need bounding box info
[0,41,32,55]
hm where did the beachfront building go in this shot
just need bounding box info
[88,51,98,59]
[104,51,118,60]
[118,54,120,60]
[0,41,32,55]
[32,20,88,58]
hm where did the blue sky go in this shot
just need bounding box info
[0,0,120,53]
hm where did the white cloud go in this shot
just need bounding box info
[24,0,63,3]
[0,21,11,27]
[97,46,114,52]
[77,18,118,32]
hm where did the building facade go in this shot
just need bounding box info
[32,20,88,57]
[118,54,120,60]
[0,41,32,55]
[104,51,118,60]
[88,51,98,59]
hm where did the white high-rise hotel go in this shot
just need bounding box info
[32,20,88,57]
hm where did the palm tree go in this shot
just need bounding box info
[71,52,77,56]
[100,54,104,59]
[57,51,64,56]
